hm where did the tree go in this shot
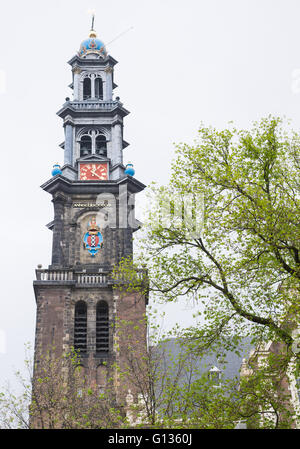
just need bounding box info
[2,117,299,428]
[117,316,296,429]
[0,345,125,429]
[115,315,210,427]
[114,116,300,427]
[237,347,297,429]
[1,332,296,429]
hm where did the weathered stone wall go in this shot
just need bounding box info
[33,284,147,402]
[50,193,133,269]
[33,177,147,427]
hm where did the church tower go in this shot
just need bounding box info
[33,22,147,407]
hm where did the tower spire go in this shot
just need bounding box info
[89,12,97,38]
[32,26,147,425]
[91,13,95,32]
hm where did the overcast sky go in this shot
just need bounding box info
[1,0,300,387]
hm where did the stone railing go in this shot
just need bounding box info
[69,101,118,110]
[36,270,74,281]
[76,273,107,284]
[35,268,146,286]
[35,269,107,285]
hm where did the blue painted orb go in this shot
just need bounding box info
[125,163,135,177]
[79,35,107,58]
[52,164,62,176]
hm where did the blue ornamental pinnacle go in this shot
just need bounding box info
[125,163,135,177]
[51,164,62,176]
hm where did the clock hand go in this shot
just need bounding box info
[90,170,102,179]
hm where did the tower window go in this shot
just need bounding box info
[80,135,92,157]
[83,77,92,100]
[96,301,109,353]
[74,301,87,354]
[95,134,107,157]
[95,77,103,100]
[208,366,222,387]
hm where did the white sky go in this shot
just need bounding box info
[1,0,300,387]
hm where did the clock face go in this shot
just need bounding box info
[79,163,108,181]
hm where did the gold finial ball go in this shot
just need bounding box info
[89,30,97,38]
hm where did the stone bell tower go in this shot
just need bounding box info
[33,21,147,406]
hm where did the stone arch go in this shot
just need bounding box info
[79,71,106,101]
[75,127,110,159]
[96,364,108,391]
[80,72,93,100]
[79,70,105,83]
[76,127,94,142]
[72,208,108,226]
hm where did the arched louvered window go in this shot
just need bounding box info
[95,134,107,157]
[74,301,87,353]
[80,135,92,157]
[95,77,103,100]
[96,301,109,353]
[83,77,91,100]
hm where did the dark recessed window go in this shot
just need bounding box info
[80,135,92,157]
[95,134,107,157]
[74,301,87,354]
[95,77,103,100]
[83,77,91,100]
[208,366,222,386]
[96,301,109,353]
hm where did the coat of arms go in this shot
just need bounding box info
[83,217,103,257]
